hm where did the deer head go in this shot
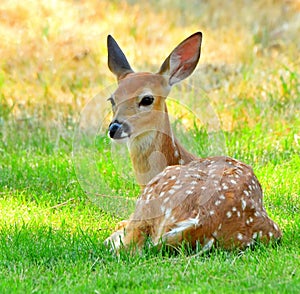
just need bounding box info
[107,32,202,187]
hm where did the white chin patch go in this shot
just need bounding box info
[112,131,129,144]
[120,130,129,138]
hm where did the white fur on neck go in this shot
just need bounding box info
[128,130,156,153]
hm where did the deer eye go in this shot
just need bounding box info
[139,95,154,107]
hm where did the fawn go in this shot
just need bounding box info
[104,32,282,252]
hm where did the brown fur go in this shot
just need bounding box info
[105,33,282,252]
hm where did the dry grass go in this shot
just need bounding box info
[0,0,299,129]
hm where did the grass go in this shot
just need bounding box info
[0,0,300,293]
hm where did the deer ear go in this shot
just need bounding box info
[107,35,134,81]
[158,32,202,86]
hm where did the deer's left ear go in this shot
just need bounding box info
[107,35,134,81]
[158,32,202,86]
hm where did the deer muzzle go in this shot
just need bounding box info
[108,120,131,141]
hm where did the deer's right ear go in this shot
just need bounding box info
[158,32,202,86]
[107,35,134,81]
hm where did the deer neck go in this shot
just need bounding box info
[128,117,196,187]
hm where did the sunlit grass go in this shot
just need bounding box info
[1,0,299,124]
[0,0,299,292]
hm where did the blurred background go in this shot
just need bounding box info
[1,0,299,133]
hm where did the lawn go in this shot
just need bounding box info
[0,0,299,293]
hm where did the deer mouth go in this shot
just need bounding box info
[108,121,131,142]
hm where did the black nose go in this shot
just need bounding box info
[108,120,130,139]
[109,121,122,138]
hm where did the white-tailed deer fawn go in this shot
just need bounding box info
[104,32,282,251]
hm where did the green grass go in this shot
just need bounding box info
[1,109,299,293]
[1,0,300,292]
[0,225,298,293]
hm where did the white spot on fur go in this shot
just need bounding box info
[222,183,228,190]
[159,192,165,197]
[230,179,237,185]
[163,197,170,204]
[243,190,249,197]
[254,211,260,217]
[165,208,172,219]
[185,190,193,195]
[232,207,237,212]
[179,159,185,165]
[237,233,243,240]
[215,200,221,206]
[252,232,258,239]
[168,189,175,195]
[268,232,273,238]
[209,210,215,215]
[219,194,225,200]
[174,150,179,158]
[237,211,241,218]
[241,199,247,211]
[226,211,232,218]
[246,217,254,225]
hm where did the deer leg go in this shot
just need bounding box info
[105,220,149,252]
[158,219,215,251]
[104,228,125,251]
